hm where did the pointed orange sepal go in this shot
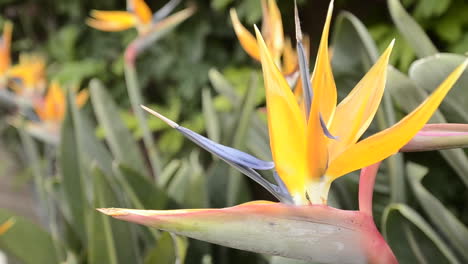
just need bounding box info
[132,0,153,24]
[327,59,468,178]
[87,10,136,32]
[256,26,308,203]
[230,9,260,60]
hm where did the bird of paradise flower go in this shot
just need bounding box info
[231,0,310,102]
[20,81,89,144]
[7,53,47,98]
[99,1,467,262]
[87,0,192,37]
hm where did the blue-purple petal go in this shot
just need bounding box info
[152,0,182,23]
[295,4,313,119]
[177,127,275,170]
[177,127,292,203]
[320,114,338,140]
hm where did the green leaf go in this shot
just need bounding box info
[71,93,114,176]
[209,69,240,106]
[47,24,80,61]
[112,162,170,210]
[382,203,460,263]
[331,11,379,99]
[88,167,119,264]
[166,160,191,205]
[144,232,176,264]
[88,165,140,264]
[211,0,233,11]
[202,88,221,143]
[387,0,438,58]
[246,113,271,161]
[413,0,451,19]
[0,209,63,264]
[60,92,87,243]
[52,59,105,86]
[158,130,184,154]
[227,74,258,206]
[90,79,147,175]
[406,162,468,261]
[159,159,182,187]
[144,232,188,264]
[185,151,208,208]
[167,151,207,208]
[408,54,468,123]
[124,64,162,177]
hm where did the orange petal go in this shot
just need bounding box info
[230,9,260,60]
[76,89,89,108]
[328,41,394,160]
[133,0,153,24]
[327,59,468,178]
[305,82,329,191]
[266,0,284,61]
[7,54,46,94]
[0,218,15,236]
[310,0,336,124]
[87,10,136,31]
[282,37,297,75]
[0,21,13,74]
[256,27,308,203]
[36,82,66,122]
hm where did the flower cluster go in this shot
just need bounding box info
[0,22,88,142]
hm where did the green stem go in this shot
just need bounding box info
[124,62,162,180]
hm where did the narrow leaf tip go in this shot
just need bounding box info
[97,208,129,216]
[141,105,178,128]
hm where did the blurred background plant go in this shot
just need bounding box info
[0,0,467,263]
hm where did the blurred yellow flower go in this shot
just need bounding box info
[0,21,13,86]
[34,81,88,123]
[230,0,307,76]
[8,53,46,97]
[0,218,15,236]
[87,0,153,35]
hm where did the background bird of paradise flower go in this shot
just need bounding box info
[0,0,468,263]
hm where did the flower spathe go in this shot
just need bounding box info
[100,163,397,263]
[401,123,468,152]
[99,200,395,263]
